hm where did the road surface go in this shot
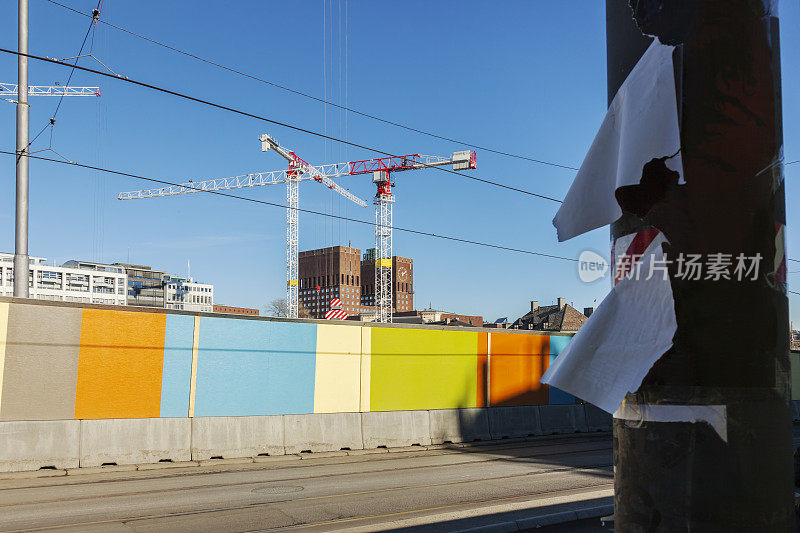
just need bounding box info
[0,435,613,532]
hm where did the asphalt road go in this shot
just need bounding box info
[0,435,613,532]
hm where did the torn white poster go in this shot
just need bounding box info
[540,243,677,413]
[552,39,683,242]
[613,404,728,442]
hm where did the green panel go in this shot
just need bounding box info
[370,327,478,411]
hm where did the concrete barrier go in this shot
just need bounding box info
[79,418,191,467]
[191,416,284,460]
[428,408,491,444]
[487,406,542,439]
[584,404,613,432]
[283,413,363,453]
[361,410,431,448]
[0,420,80,472]
[538,405,589,435]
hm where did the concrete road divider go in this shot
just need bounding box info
[538,405,589,435]
[283,412,363,454]
[429,408,491,444]
[0,420,80,472]
[583,404,612,432]
[191,416,284,460]
[487,406,542,439]
[361,410,431,448]
[79,418,191,467]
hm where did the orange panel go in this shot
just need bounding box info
[489,333,550,406]
[476,333,488,407]
[75,309,166,419]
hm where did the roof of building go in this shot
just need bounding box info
[493,317,508,324]
[512,303,588,332]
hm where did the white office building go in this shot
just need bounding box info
[0,253,127,306]
[164,276,214,313]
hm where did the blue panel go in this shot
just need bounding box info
[548,335,576,405]
[160,315,195,417]
[194,318,317,416]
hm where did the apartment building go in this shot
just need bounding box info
[0,253,127,305]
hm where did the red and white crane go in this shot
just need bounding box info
[117,137,477,322]
[347,151,477,322]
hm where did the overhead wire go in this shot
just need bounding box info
[0,48,564,205]
[18,1,96,161]
[41,0,580,172]
[0,150,578,263]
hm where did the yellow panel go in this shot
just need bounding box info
[360,326,371,412]
[287,280,298,286]
[314,324,362,413]
[370,327,478,411]
[74,309,166,419]
[0,303,9,415]
[376,259,392,268]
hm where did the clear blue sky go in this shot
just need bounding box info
[1,1,798,322]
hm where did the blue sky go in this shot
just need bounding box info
[1,1,798,322]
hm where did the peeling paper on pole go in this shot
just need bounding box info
[614,404,728,442]
[552,39,683,242]
[541,241,677,414]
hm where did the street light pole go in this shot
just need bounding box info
[607,0,792,529]
[14,0,30,298]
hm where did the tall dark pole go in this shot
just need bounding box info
[607,0,792,529]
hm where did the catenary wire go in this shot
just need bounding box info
[0,47,563,204]
[0,150,578,263]
[41,0,581,172]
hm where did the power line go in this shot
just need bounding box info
[41,0,581,172]
[790,290,800,296]
[0,47,563,204]
[0,150,578,263]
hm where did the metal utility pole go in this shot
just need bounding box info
[14,0,29,298]
[607,0,791,529]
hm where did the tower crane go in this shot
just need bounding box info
[347,151,477,322]
[117,138,476,323]
[117,134,368,319]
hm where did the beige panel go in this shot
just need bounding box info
[0,303,8,415]
[314,324,361,413]
[0,304,81,421]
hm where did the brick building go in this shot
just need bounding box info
[298,245,414,319]
[359,249,414,314]
[511,298,590,333]
[213,304,259,316]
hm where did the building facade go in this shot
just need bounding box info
[164,276,214,313]
[359,249,414,314]
[1,253,127,306]
[299,246,363,318]
[114,263,169,308]
[298,245,414,319]
[213,304,259,316]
